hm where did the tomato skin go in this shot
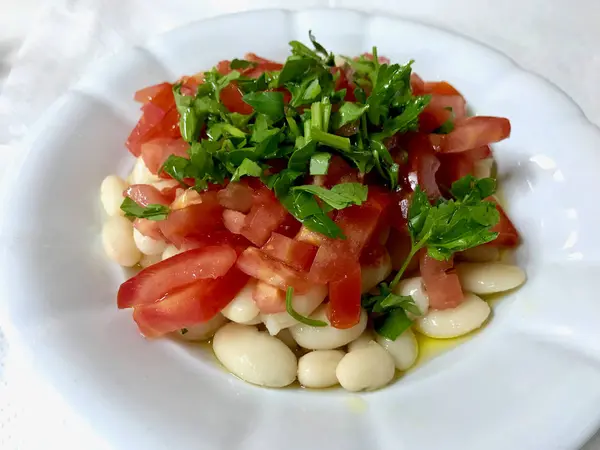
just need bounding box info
[488,201,519,247]
[420,253,464,310]
[133,267,249,337]
[222,209,246,234]
[419,95,467,133]
[140,138,189,175]
[323,155,360,187]
[159,192,223,247]
[422,81,462,96]
[435,116,511,153]
[252,281,286,314]
[328,262,362,329]
[410,73,426,95]
[404,133,441,199]
[220,84,253,115]
[125,184,171,206]
[180,230,251,255]
[236,247,311,293]
[261,232,318,272]
[217,182,254,213]
[134,82,172,104]
[118,245,238,309]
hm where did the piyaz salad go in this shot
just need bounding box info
[100,33,526,391]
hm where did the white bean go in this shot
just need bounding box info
[162,245,182,261]
[102,216,141,267]
[213,323,297,388]
[128,157,160,185]
[139,253,161,268]
[174,314,228,341]
[473,157,494,179]
[376,328,418,371]
[347,330,375,352]
[458,246,500,263]
[276,329,297,350]
[133,228,167,256]
[220,280,261,325]
[298,350,345,388]
[100,175,128,216]
[336,341,395,392]
[289,305,367,350]
[394,277,430,317]
[361,251,392,294]
[261,284,328,335]
[416,293,491,339]
[456,262,526,295]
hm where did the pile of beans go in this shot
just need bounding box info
[100,157,526,392]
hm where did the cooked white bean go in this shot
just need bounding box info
[361,251,392,294]
[221,280,260,325]
[172,188,203,210]
[174,314,228,341]
[289,305,367,350]
[261,284,328,335]
[394,277,429,318]
[128,157,160,185]
[102,216,141,267]
[458,246,500,263]
[347,330,375,352]
[100,175,127,216]
[162,245,182,261]
[139,253,161,268]
[213,323,297,387]
[133,228,167,256]
[416,293,490,339]
[151,179,179,192]
[473,157,494,179]
[298,350,345,388]
[336,341,395,392]
[376,328,418,371]
[456,262,526,294]
[276,329,297,350]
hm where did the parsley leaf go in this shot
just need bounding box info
[375,309,414,341]
[242,91,285,121]
[230,158,263,182]
[291,183,368,210]
[120,197,170,221]
[230,58,258,70]
[331,102,370,130]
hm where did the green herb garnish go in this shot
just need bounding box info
[120,197,170,221]
[286,287,327,327]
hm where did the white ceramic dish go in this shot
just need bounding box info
[1,9,600,450]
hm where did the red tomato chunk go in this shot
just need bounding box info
[118,245,238,309]
[261,233,318,272]
[328,262,362,329]
[253,281,286,314]
[420,253,464,310]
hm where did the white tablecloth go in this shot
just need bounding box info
[1,0,599,448]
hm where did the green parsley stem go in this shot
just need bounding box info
[389,240,425,290]
[286,115,301,138]
[311,102,323,131]
[285,287,327,327]
[310,128,351,151]
[322,98,332,133]
[304,119,312,141]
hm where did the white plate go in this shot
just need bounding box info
[1,9,600,450]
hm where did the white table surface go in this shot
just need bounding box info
[0,0,599,448]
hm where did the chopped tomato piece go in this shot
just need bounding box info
[274,213,302,238]
[410,73,426,95]
[217,182,254,213]
[216,60,232,75]
[125,184,171,206]
[134,82,172,105]
[323,155,360,187]
[118,245,238,309]
[180,230,251,254]
[220,83,253,115]
[240,200,287,246]
[140,138,189,175]
[436,145,493,189]
[236,247,311,293]
[405,133,441,198]
[159,192,223,247]
[328,262,362,329]
[132,267,249,337]
[252,281,286,314]
[223,209,246,234]
[261,232,318,272]
[133,218,164,241]
[420,253,464,310]
[488,201,519,247]
[435,116,511,153]
[387,190,411,232]
[422,81,462,96]
[386,228,420,272]
[419,95,467,133]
